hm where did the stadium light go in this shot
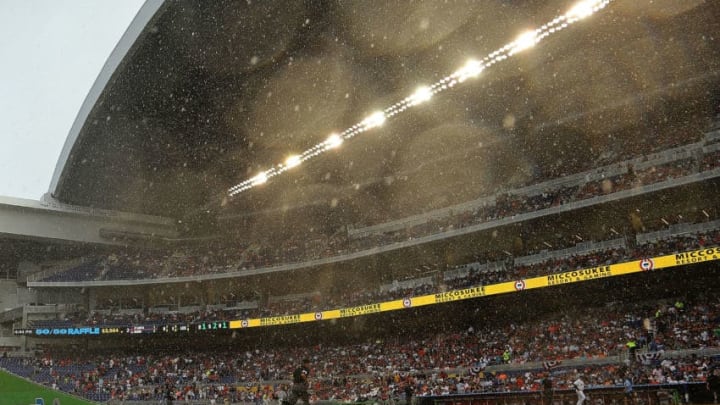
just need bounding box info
[285,155,302,169]
[361,111,387,129]
[324,133,343,150]
[567,0,600,21]
[454,60,484,83]
[250,172,268,186]
[509,30,539,55]
[408,86,433,106]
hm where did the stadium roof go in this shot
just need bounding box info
[48,0,720,230]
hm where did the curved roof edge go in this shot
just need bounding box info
[48,0,165,198]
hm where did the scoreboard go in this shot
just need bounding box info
[15,322,219,337]
[197,321,229,331]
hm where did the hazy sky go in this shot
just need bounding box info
[0,0,145,200]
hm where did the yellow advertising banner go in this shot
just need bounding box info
[229,247,719,329]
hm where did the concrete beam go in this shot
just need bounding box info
[0,195,177,246]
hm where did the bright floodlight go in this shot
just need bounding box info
[567,0,598,20]
[408,86,433,105]
[455,59,484,83]
[361,111,386,129]
[285,155,301,169]
[250,171,268,186]
[509,30,538,55]
[325,133,343,149]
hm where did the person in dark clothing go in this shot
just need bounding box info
[165,382,175,405]
[284,358,311,405]
[707,368,720,404]
[404,382,414,405]
[542,374,554,405]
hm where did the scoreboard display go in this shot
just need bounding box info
[197,321,229,331]
[161,324,190,332]
[126,325,156,334]
[13,321,233,336]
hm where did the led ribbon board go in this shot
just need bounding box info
[228,246,720,329]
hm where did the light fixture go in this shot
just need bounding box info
[285,155,302,169]
[408,86,433,106]
[567,0,602,21]
[454,60,484,83]
[361,111,386,129]
[250,172,268,186]
[509,30,539,55]
[324,133,343,149]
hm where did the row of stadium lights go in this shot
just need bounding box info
[228,0,612,197]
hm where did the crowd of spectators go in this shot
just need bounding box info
[353,116,713,228]
[28,226,720,336]
[349,120,714,225]
[347,143,713,253]
[5,294,720,402]
[10,123,720,403]
[37,127,720,284]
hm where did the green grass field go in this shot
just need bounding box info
[0,369,95,405]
